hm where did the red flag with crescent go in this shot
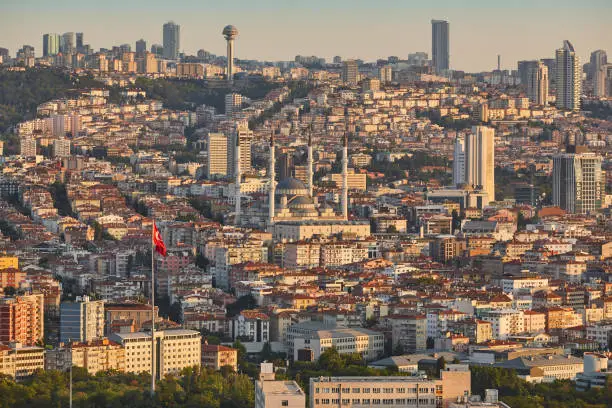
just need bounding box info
[152,223,167,257]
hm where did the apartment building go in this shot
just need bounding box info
[386,314,427,354]
[481,310,524,340]
[60,295,105,343]
[110,329,201,377]
[0,294,45,345]
[201,344,238,371]
[45,338,125,374]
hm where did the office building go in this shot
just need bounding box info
[75,32,84,51]
[0,294,45,346]
[342,60,358,84]
[310,366,471,408]
[225,92,243,118]
[162,21,180,60]
[453,136,465,186]
[256,380,306,408]
[527,61,549,106]
[110,330,201,377]
[42,33,60,57]
[379,65,392,84]
[431,19,450,74]
[61,32,75,54]
[223,25,239,83]
[135,38,147,55]
[53,138,71,158]
[517,60,538,87]
[60,295,105,343]
[287,321,384,361]
[552,147,604,214]
[590,50,608,97]
[465,126,495,203]
[228,124,253,176]
[330,169,367,191]
[555,40,582,111]
[20,137,37,157]
[207,133,229,178]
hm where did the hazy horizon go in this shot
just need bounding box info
[2,0,611,72]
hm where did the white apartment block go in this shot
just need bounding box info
[482,310,524,340]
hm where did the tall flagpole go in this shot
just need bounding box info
[151,221,156,396]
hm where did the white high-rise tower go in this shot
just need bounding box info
[453,136,465,186]
[234,130,241,225]
[268,132,275,227]
[341,133,349,220]
[222,25,239,85]
[555,40,582,111]
[465,126,495,204]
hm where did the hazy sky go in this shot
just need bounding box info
[2,0,611,72]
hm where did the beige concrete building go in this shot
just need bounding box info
[110,329,201,377]
[288,322,384,362]
[207,133,228,178]
[45,338,126,374]
[310,366,471,408]
[256,380,306,408]
[330,169,367,191]
[201,344,238,371]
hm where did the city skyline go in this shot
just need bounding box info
[2,0,611,72]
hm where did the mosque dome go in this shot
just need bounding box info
[275,177,309,196]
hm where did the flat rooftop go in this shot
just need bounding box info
[259,381,305,396]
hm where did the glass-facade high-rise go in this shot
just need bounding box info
[163,21,180,60]
[42,33,60,57]
[431,19,449,74]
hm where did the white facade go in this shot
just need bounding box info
[453,136,465,186]
[482,310,524,340]
[465,126,495,204]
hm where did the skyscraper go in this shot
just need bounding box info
[431,19,449,74]
[527,61,549,106]
[76,32,84,51]
[207,133,228,178]
[465,126,495,204]
[553,147,603,214]
[555,40,582,111]
[42,33,60,57]
[222,25,239,84]
[342,60,358,84]
[225,93,243,118]
[61,32,75,54]
[453,136,465,186]
[228,125,253,177]
[379,65,392,84]
[590,50,608,97]
[136,39,147,56]
[162,21,180,60]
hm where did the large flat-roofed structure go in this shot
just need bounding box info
[310,366,471,408]
[255,380,306,408]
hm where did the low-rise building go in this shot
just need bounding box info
[201,344,238,371]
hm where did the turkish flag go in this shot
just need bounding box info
[152,223,167,257]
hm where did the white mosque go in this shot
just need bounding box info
[233,131,370,241]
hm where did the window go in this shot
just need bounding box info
[352,399,361,404]
[342,399,350,405]
[332,399,340,404]
[282,401,288,406]
[362,399,370,405]
[373,400,381,405]
[383,388,393,393]
[363,388,370,393]
[352,388,360,393]
[342,388,350,393]
[373,388,381,393]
